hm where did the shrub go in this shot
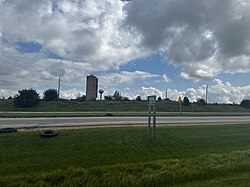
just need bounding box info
[197,98,206,105]
[104,95,113,101]
[135,96,142,101]
[240,99,250,108]
[121,97,130,101]
[183,97,190,106]
[44,89,58,101]
[113,90,122,101]
[14,89,40,108]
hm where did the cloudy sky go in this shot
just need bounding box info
[1,0,250,103]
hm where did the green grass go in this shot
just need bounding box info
[1,150,250,187]
[178,171,250,187]
[1,99,250,117]
[1,111,250,118]
[1,124,250,186]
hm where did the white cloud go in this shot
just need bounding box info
[123,0,250,80]
[1,0,250,102]
[0,0,151,95]
[99,71,159,88]
[0,0,143,67]
[138,79,250,104]
[141,87,163,99]
[0,0,143,84]
[0,89,16,99]
[60,88,85,100]
[159,73,171,83]
[2,0,249,85]
[207,79,250,104]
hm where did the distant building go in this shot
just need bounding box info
[86,74,98,100]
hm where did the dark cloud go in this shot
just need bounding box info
[48,62,65,77]
[123,0,250,79]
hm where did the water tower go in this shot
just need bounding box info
[99,89,104,100]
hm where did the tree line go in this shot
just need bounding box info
[6,88,250,109]
[13,89,58,108]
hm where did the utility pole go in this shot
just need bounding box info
[205,85,208,104]
[57,77,61,100]
[165,89,168,100]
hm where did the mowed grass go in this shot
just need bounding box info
[2,111,250,118]
[1,124,250,186]
[1,99,250,118]
[1,99,250,114]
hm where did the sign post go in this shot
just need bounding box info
[178,96,182,115]
[147,95,156,141]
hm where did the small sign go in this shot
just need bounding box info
[147,95,156,105]
[178,96,182,103]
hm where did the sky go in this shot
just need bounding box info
[1,0,250,103]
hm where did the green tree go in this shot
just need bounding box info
[104,95,113,101]
[80,95,87,102]
[135,96,142,101]
[157,97,162,101]
[76,95,87,102]
[113,90,122,101]
[44,89,58,101]
[197,98,206,105]
[14,89,40,108]
[240,99,250,108]
[121,97,130,101]
[183,97,190,106]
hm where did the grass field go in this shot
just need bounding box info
[1,99,250,117]
[1,124,250,186]
[2,111,250,118]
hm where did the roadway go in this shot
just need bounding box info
[1,116,250,129]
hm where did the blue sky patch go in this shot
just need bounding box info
[16,41,42,53]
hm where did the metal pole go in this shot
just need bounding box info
[179,102,182,115]
[148,105,151,140]
[206,85,208,104]
[153,105,156,140]
[57,77,61,100]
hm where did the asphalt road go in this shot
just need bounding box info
[1,116,250,129]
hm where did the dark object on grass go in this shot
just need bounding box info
[0,128,17,133]
[105,113,113,116]
[40,130,58,137]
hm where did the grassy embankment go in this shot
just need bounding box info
[1,124,250,186]
[1,99,250,117]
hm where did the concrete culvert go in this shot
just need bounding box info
[0,128,17,133]
[40,130,58,137]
